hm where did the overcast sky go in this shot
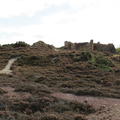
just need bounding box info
[0,0,120,47]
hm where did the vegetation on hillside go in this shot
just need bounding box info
[2,41,30,48]
[116,48,120,53]
[0,41,120,119]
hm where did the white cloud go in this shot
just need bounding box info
[0,0,120,47]
[0,0,98,18]
[0,0,69,18]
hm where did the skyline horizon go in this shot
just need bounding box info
[0,39,119,48]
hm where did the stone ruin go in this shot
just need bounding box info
[64,40,116,53]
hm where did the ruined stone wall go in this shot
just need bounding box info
[64,41,73,50]
[64,41,90,50]
[64,40,116,53]
[94,43,116,53]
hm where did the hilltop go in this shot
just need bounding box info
[0,40,120,120]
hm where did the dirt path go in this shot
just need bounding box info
[0,58,17,75]
[51,92,120,120]
[87,104,120,120]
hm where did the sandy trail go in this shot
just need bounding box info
[51,92,120,120]
[0,58,17,75]
[87,104,120,120]
[51,92,120,108]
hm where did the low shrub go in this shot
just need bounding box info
[2,41,29,48]
[90,55,114,71]
[112,54,120,62]
[40,114,59,120]
[70,101,95,114]
[116,48,120,53]
[12,41,29,47]
[0,88,7,94]
[73,52,92,62]
[95,56,113,67]
[74,115,87,120]
[75,88,103,97]
[17,55,51,66]
[50,101,71,113]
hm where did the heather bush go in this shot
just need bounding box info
[73,52,92,62]
[116,48,120,53]
[2,41,29,48]
[12,41,29,47]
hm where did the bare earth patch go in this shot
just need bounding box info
[51,92,120,120]
[87,104,120,120]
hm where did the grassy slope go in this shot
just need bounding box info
[0,45,120,120]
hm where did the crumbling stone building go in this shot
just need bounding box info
[64,40,116,53]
